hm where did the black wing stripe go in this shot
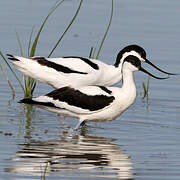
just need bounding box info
[19,98,55,107]
[98,86,112,94]
[37,59,88,74]
[63,56,99,70]
[47,87,114,111]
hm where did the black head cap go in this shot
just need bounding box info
[123,55,141,69]
[115,45,178,75]
[115,45,146,67]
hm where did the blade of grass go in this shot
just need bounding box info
[23,76,37,98]
[0,51,25,92]
[96,0,113,59]
[16,28,36,97]
[0,0,69,99]
[31,80,37,94]
[0,58,15,98]
[23,0,64,98]
[30,0,65,57]
[26,27,36,96]
[142,82,147,97]
[16,31,32,97]
[48,0,83,57]
[28,26,35,57]
[89,47,94,58]
[29,77,37,92]
[142,75,150,99]
[23,76,28,93]
[16,31,24,56]
[89,46,97,59]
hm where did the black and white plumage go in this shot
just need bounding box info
[19,55,167,129]
[7,45,174,89]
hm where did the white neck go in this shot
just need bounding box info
[121,69,137,102]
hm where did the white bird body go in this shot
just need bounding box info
[35,84,136,123]
[8,45,173,89]
[9,55,123,88]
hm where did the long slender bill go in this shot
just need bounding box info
[139,67,169,80]
[145,58,178,75]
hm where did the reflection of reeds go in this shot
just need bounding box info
[0,0,83,98]
[41,161,49,180]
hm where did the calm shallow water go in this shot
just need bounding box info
[0,0,180,179]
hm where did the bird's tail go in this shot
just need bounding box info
[19,98,55,107]
[7,54,20,61]
[19,98,37,104]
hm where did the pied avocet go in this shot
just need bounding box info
[7,45,174,89]
[19,54,168,129]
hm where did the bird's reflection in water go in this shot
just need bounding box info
[7,133,134,180]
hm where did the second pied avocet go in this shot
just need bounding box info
[19,55,168,129]
[7,45,174,89]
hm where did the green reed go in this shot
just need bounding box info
[1,0,112,99]
[0,0,83,98]
[0,52,15,98]
[142,75,150,100]
[16,0,65,98]
[48,0,83,57]
[89,0,114,59]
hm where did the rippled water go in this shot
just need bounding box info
[0,0,180,179]
[7,134,133,179]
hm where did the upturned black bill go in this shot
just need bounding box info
[139,66,169,79]
[145,58,178,75]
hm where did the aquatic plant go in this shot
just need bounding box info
[89,0,114,59]
[1,0,113,98]
[142,75,150,101]
[0,0,83,98]
[0,52,15,98]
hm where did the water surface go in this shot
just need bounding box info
[0,0,180,179]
